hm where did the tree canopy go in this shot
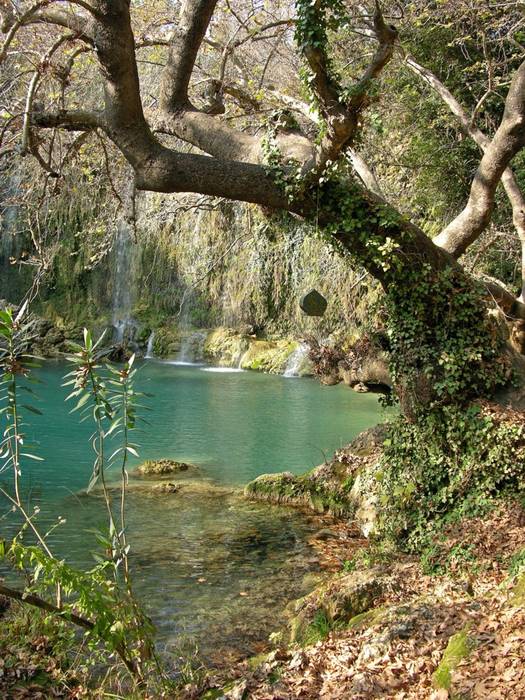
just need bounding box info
[1,1,525,411]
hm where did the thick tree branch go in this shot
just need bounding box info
[301,1,398,174]
[153,109,262,162]
[89,0,156,167]
[434,60,525,258]
[407,56,525,299]
[134,146,293,208]
[152,0,270,162]
[160,0,218,111]
[29,8,94,40]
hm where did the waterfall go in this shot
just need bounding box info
[145,331,155,359]
[111,222,137,345]
[0,174,24,300]
[173,331,207,365]
[236,347,246,370]
[284,342,309,378]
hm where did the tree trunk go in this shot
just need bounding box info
[315,180,515,417]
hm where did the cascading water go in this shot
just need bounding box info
[236,346,246,370]
[111,222,137,345]
[284,342,309,378]
[145,331,155,359]
[201,341,246,373]
[172,330,207,365]
[170,288,207,365]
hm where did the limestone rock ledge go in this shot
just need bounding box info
[244,425,386,530]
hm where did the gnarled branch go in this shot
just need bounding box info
[434,60,525,258]
[407,55,525,300]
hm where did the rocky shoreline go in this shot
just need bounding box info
[0,299,392,391]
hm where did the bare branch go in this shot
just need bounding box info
[347,148,384,197]
[0,1,96,61]
[21,33,75,153]
[160,0,219,110]
[431,60,525,260]
[406,55,525,299]
[33,109,103,130]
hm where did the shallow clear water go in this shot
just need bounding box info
[1,360,386,664]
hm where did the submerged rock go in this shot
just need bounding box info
[136,459,195,476]
[152,482,180,494]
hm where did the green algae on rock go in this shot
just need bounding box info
[244,469,356,517]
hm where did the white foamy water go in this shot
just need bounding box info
[166,360,205,367]
[284,342,309,378]
[201,367,244,373]
[145,331,155,359]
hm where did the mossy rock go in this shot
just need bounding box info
[346,606,386,630]
[432,628,476,691]
[240,339,306,374]
[288,569,385,646]
[204,327,249,367]
[510,572,525,606]
[136,459,194,476]
[244,468,355,517]
[152,326,181,358]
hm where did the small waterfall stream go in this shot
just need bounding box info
[145,331,155,359]
[173,331,207,365]
[236,346,246,370]
[111,223,137,345]
[284,342,309,378]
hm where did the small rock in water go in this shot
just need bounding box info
[152,482,179,494]
[353,382,369,393]
[137,459,194,476]
[299,289,328,317]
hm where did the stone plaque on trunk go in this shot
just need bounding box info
[300,289,327,317]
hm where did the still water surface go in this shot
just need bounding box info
[1,360,386,664]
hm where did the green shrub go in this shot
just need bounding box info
[377,405,525,551]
